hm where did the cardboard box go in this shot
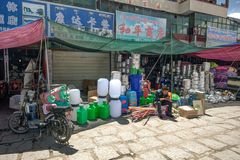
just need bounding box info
[88,90,97,98]
[193,100,205,116]
[179,106,198,119]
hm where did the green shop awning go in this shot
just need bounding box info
[49,20,206,55]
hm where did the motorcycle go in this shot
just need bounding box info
[8,90,73,144]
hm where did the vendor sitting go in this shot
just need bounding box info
[155,86,174,118]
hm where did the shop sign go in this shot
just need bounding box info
[23,2,45,17]
[0,0,22,32]
[50,4,114,38]
[206,26,237,47]
[116,10,166,42]
[22,1,47,24]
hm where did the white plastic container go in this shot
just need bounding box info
[203,62,210,71]
[97,78,109,97]
[183,79,191,90]
[110,100,122,118]
[69,89,81,105]
[109,79,121,98]
[111,71,121,80]
[71,106,79,122]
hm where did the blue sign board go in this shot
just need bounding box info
[0,0,22,32]
[50,4,114,37]
[206,26,237,47]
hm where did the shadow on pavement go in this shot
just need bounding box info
[0,130,78,155]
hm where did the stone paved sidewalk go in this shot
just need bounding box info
[0,105,240,160]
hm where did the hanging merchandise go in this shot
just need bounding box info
[121,74,129,86]
[205,72,210,92]
[77,105,88,125]
[203,62,210,72]
[199,71,205,91]
[121,85,127,95]
[97,78,109,97]
[182,65,187,78]
[109,79,121,98]
[117,54,122,62]
[191,71,199,90]
[161,65,166,77]
[111,71,121,80]
[183,79,191,90]
[187,64,192,78]
[110,100,122,118]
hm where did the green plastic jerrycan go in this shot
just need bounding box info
[87,103,96,121]
[77,105,87,125]
[99,101,110,120]
[94,101,100,118]
[140,96,146,105]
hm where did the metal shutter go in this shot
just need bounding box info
[52,51,111,89]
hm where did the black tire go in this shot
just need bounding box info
[51,115,72,144]
[8,111,29,134]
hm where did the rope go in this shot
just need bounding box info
[146,45,168,80]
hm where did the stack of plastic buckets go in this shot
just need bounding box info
[129,74,142,106]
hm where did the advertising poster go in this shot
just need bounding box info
[116,10,166,41]
[206,26,237,47]
[50,4,114,38]
[0,0,22,32]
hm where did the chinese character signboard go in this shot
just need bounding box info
[22,1,46,24]
[116,10,166,41]
[0,0,22,32]
[206,26,237,47]
[50,4,114,38]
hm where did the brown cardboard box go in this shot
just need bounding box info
[83,80,97,94]
[88,90,97,98]
[89,96,98,103]
[179,106,198,119]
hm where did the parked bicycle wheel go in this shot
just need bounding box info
[50,115,72,144]
[8,111,29,134]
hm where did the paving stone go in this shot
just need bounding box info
[157,135,182,145]
[139,150,167,160]
[212,150,240,160]
[190,118,208,126]
[160,124,181,133]
[181,141,211,155]
[176,121,197,129]
[127,142,148,153]
[161,147,193,160]
[191,127,210,137]
[138,137,164,148]
[230,145,240,154]
[70,138,96,150]
[94,135,120,145]
[117,157,134,160]
[0,153,18,160]
[118,131,138,141]
[198,138,227,150]
[202,125,226,135]
[215,134,240,146]
[99,126,118,135]
[218,123,236,130]
[226,130,240,139]
[21,150,50,160]
[215,113,240,119]
[113,143,131,155]
[68,151,94,160]
[135,129,156,137]
[77,130,101,138]
[147,118,162,127]
[47,157,64,160]
[225,119,240,127]
[94,146,119,160]
[201,116,224,124]
[198,156,215,160]
[174,130,197,140]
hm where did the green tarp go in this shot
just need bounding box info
[49,20,207,55]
